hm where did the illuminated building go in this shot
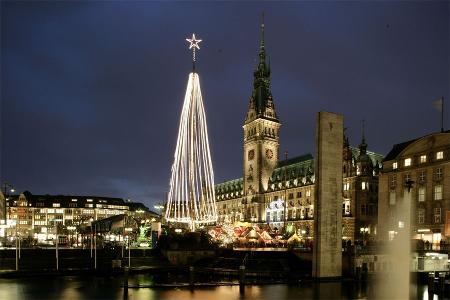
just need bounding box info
[378,130,450,246]
[2,191,156,245]
[214,21,382,244]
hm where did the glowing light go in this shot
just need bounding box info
[165,71,217,230]
[186,33,202,62]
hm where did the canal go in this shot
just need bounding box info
[0,274,441,299]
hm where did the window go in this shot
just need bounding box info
[418,209,425,224]
[52,203,60,208]
[388,231,396,241]
[435,168,443,180]
[418,187,426,202]
[288,193,294,200]
[434,185,443,200]
[361,204,366,215]
[343,182,350,191]
[306,189,311,197]
[436,151,443,160]
[343,199,350,215]
[420,155,427,163]
[419,170,426,182]
[390,175,396,188]
[362,182,368,190]
[404,158,411,167]
[393,162,398,170]
[434,207,441,223]
[389,191,396,205]
[405,173,411,183]
[297,192,302,198]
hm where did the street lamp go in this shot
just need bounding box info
[125,227,133,268]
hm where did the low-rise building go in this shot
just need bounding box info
[2,191,158,246]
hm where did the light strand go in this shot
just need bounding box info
[165,73,217,229]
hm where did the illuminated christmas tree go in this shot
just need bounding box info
[165,34,217,231]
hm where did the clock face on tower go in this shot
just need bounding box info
[248,149,255,160]
[265,148,273,160]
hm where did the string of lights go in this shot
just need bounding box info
[165,34,217,230]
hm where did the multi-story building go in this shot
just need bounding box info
[378,130,450,246]
[214,22,382,244]
[3,191,157,245]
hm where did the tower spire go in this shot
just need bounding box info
[359,119,367,153]
[259,12,266,64]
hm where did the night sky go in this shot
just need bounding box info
[1,2,449,209]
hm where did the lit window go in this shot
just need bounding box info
[398,221,404,228]
[436,151,443,160]
[404,158,411,167]
[361,182,368,190]
[343,182,350,191]
[393,162,398,170]
[434,185,443,200]
[389,191,396,205]
[52,203,60,208]
[420,155,427,163]
[434,207,441,223]
[47,209,55,214]
[418,187,426,202]
[388,231,396,241]
[306,190,311,197]
[418,209,425,224]
[343,199,350,215]
[87,199,93,202]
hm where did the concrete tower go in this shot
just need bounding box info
[242,19,281,222]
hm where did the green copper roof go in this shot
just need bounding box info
[349,146,383,167]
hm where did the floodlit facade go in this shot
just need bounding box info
[378,130,450,246]
[214,22,383,244]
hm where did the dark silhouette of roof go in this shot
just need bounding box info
[383,130,450,162]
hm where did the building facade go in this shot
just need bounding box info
[2,191,156,246]
[378,130,450,246]
[214,23,382,244]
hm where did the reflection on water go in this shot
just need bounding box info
[0,274,442,300]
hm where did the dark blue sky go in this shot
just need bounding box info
[1,1,449,209]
